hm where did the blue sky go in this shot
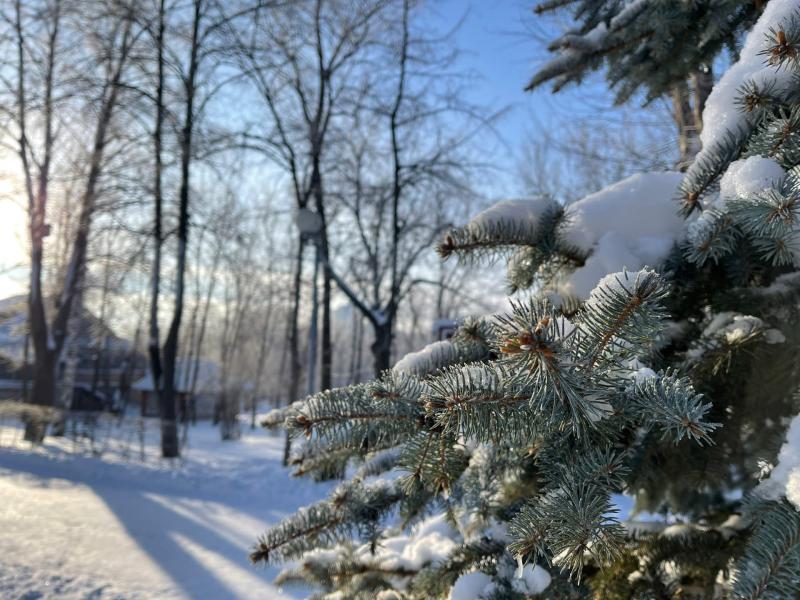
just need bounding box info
[431,1,552,177]
[428,1,613,191]
[433,1,545,132]
[0,1,673,299]
[427,1,676,197]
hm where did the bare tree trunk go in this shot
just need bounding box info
[372,322,392,375]
[348,309,358,384]
[320,266,332,390]
[22,332,30,402]
[284,237,305,466]
[26,353,57,441]
[311,165,332,391]
[690,66,713,138]
[671,79,698,171]
[187,239,222,424]
[353,314,363,383]
[149,0,166,443]
[20,3,132,442]
[16,0,59,426]
[306,246,320,395]
[251,295,274,429]
[370,0,409,379]
[161,0,201,458]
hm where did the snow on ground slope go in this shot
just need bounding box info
[0,420,335,599]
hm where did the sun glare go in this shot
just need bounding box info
[0,154,29,299]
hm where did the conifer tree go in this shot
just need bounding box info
[527,0,766,168]
[527,0,762,103]
[254,3,800,598]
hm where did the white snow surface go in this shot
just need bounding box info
[449,571,494,600]
[0,419,336,599]
[702,312,784,345]
[393,339,456,375]
[759,413,800,509]
[513,564,551,596]
[449,559,550,600]
[699,0,798,150]
[718,156,786,202]
[585,268,653,310]
[557,172,684,299]
[296,512,462,594]
[358,513,460,573]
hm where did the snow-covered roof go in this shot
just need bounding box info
[0,294,132,365]
[0,296,28,364]
[132,358,221,394]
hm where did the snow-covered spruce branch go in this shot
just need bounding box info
[392,316,493,377]
[527,0,762,107]
[396,428,469,494]
[423,364,543,444]
[275,552,420,591]
[436,197,584,269]
[591,520,748,597]
[286,383,421,451]
[682,311,786,377]
[537,446,631,497]
[681,5,800,212]
[250,480,403,565]
[731,498,800,600]
[684,207,740,265]
[686,161,800,267]
[680,128,752,214]
[508,483,626,581]
[440,172,686,301]
[625,371,718,445]
[255,268,721,592]
[256,6,800,583]
[409,539,508,597]
[575,269,668,368]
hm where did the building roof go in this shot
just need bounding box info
[0,294,132,366]
[132,359,221,394]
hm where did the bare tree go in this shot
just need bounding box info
[147,0,168,452]
[326,0,492,375]
[1,0,140,441]
[233,0,397,410]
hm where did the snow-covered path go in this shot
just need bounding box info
[0,421,334,599]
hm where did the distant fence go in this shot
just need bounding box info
[0,401,181,462]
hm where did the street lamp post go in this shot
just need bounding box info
[296,208,324,397]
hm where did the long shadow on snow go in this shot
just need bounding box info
[0,447,299,598]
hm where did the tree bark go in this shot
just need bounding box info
[16,0,59,418]
[284,237,305,465]
[312,157,332,392]
[671,79,697,172]
[672,67,713,171]
[25,352,57,441]
[20,3,131,442]
[371,322,393,376]
[160,0,201,459]
[149,0,166,441]
[690,66,713,138]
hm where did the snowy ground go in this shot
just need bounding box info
[0,417,335,599]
